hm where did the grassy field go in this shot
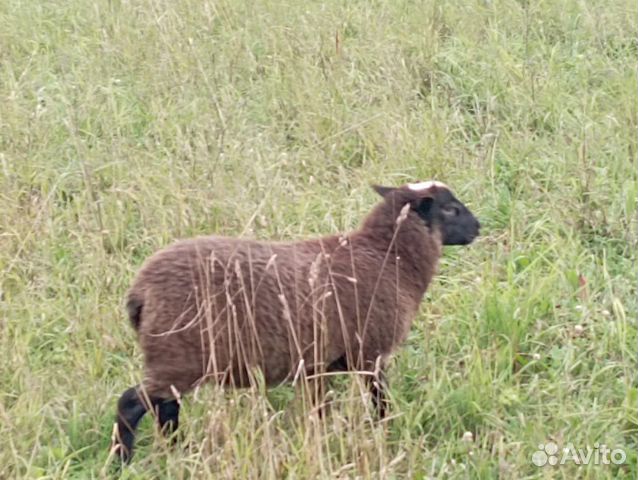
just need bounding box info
[1,0,636,478]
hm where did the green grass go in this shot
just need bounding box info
[1,0,636,478]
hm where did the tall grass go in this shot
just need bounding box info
[0,0,636,478]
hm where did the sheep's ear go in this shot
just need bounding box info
[372,184,396,198]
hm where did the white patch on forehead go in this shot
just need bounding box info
[407,180,448,191]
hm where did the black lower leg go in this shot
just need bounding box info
[327,355,349,372]
[157,400,180,436]
[368,370,389,419]
[114,386,149,463]
[114,386,181,462]
[305,355,350,418]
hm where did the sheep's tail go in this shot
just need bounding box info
[126,291,144,331]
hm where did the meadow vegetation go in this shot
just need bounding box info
[1,0,636,478]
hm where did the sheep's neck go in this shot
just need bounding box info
[354,210,442,302]
[394,222,442,299]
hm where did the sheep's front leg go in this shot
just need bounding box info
[328,355,389,418]
[305,376,328,417]
[368,368,389,419]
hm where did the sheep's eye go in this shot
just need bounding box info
[442,205,460,217]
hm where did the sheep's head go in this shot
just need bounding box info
[372,181,480,245]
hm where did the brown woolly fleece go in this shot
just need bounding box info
[112,182,480,462]
[128,186,446,398]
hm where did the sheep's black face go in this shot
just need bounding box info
[372,181,480,245]
[415,189,480,245]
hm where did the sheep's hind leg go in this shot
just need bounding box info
[157,399,180,437]
[113,386,178,462]
[114,386,149,463]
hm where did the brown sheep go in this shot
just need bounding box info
[112,181,480,462]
